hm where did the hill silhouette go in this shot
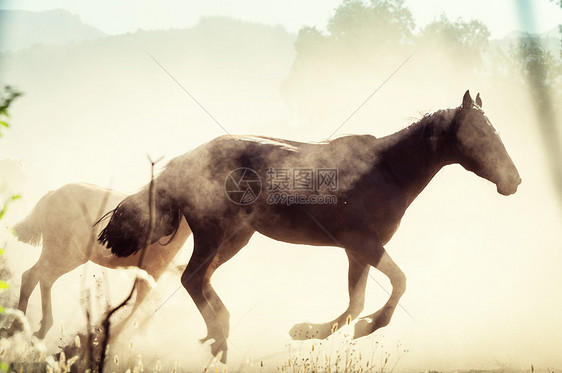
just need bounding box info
[0,16,297,191]
[0,9,105,52]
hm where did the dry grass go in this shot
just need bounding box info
[277,329,408,373]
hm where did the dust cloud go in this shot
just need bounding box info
[0,3,561,372]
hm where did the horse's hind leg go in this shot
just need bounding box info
[33,245,85,339]
[182,223,254,363]
[18,264,41,313]
[289,250,369,340]
[18,258,76,339]
[35,276,55,339]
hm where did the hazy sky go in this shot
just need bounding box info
[0,0,561,38]
[1,0,561,370]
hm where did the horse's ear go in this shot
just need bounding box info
[462,90,472,109]
[475,93,482,108]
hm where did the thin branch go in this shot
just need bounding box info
[97,158,159,373]
[78,191,112,372]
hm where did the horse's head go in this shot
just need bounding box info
[452,90,521,196]
[98,188,182,257]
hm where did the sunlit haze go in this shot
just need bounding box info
[0,1,561,372]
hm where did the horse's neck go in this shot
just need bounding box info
[378,112,454,205]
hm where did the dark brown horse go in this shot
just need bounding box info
[99,91,520,363]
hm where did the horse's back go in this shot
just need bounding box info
[167,133,380,197]
[203,134,378,165]
[35,183,124,250]
[44,183,123,222]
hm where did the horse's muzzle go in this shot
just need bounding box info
[497,175,522,196]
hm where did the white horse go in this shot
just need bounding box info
[14,182,191,338]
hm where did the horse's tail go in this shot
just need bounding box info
[13,193,51,246]
[98,192,150,258]
[98,189,185,257]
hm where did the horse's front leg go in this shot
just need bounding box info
[182,234,227,362]
[181,223,253,364]
[353,246,406,338]
[289,250,369,340]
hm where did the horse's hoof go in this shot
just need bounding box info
[220,350,228,364]
[1,322,23,338]
[289,322,334,340]
[353,318,373,339]
[289,322,311,340]
[289,322,322,340]
[32,331,46,340]
[211,339,228,364]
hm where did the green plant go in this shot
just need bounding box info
[0,85,23,372]
[0,86,22,138]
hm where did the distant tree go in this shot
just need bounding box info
[515,35,562,207]
[291,26,328,74]
[327,0,414,51]
[418,14,491,68]
[282,0,416,123]
[282,0,496,124]
[555,0,562,59]
[288,0,415,74]
[294,26,326,58]
[516,36,558,87]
